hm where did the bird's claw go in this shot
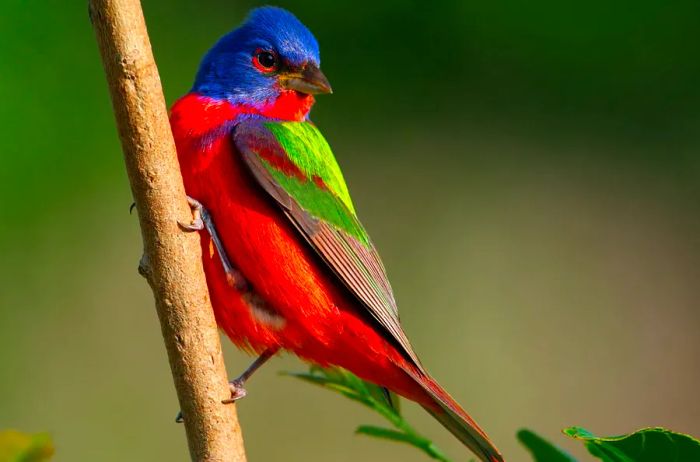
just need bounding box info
[178,196,205,231]
[174,350,276,423]
[174,381,245,423]
[222,379,248,404]
[175,380,247,423]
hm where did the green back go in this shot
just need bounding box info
[263,122,368,244]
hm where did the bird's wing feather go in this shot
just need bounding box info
[233,119,422,370]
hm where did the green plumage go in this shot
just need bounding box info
[263,122,369,245]
[235,117,419,371]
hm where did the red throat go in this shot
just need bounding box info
[263,90,315,121]
[170,90,314,138]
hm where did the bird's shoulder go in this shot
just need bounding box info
[233,118,368,243]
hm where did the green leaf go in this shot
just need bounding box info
[286,366,451,462]
[564,426,700,462]
[0,430,54,462]
[356,425,450,462]
[518,429,579,462]
[281,369,370,405]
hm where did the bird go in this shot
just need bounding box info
[170,6,503,462]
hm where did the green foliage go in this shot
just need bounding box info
[289,367,700,462]
[0,430,54,462]
[518,429,578,462]
[520,427,700,462]
[6,370,700,462]
[284,366,451,461]
[563,426,700,462]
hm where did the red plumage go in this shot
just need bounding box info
[171,92,503,462]
[172,93,430,403]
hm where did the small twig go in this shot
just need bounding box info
[88,0,247,460]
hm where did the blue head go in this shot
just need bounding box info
[192,7,331,107]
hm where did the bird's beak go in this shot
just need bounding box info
[279,63,333,95]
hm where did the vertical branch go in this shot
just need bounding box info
[88,0,247,460]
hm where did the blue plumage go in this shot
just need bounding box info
[193,6,321,105]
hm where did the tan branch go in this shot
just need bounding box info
[88,0,247,460]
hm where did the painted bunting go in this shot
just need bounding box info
[170,7,503,462]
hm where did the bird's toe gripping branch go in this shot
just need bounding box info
[222,379,248,404]
[176,349,278,422]
[178,196,205,232]
[221,348,277,404]
[179,196,249,291]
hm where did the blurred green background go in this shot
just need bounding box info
[1,0,699,460]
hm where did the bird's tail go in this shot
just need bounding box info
[404,369,505,462]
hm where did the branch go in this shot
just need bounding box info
[88,0,247,460]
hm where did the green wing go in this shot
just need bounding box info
[259,122,367,243]
[234,119,422,370]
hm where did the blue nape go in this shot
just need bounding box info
[192,6,320,106]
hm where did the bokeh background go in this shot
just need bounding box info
[1,0,699,460]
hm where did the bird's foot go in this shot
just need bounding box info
[179,195,248,291]
[174,349,277,423]
[220,349,277,404]
[178,196,205,231]
[222,379,248,404]
[174,380,248,423]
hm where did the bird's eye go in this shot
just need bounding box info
[253,49,278,73]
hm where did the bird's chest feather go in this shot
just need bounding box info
[177,129,321,307]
